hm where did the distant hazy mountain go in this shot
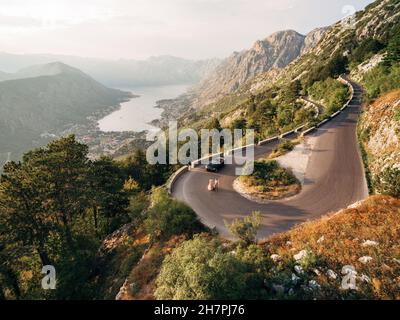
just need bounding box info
[0,61,93,81]
[0,62,130,159]
[0,70,10,81]
[0,53,221,87]
[191,29,326,108]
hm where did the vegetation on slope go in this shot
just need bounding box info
[94,189,204,300]
[308,77,350,116]
[358,31,400,99]
[182,79,316,143]
[154,196,400,300]
[263,195,400,299]
[155,233,269,300]
[224,81,316,141]
[0,136,128,299]
[0,136,196,299]
[269,138,297,159]
[356,29,400,197]
[358,89,400,197]
[237,160,300,200]
[362,64,400,100]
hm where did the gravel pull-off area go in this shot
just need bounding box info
[275,135,318,185]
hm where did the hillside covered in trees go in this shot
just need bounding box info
[0,62,131,162]
[0,136,179,299]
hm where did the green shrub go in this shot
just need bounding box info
[155,235,268,300]
[144,188,203,240]
[225,212,262,245]
[276,140,295,153]
[244,160,297,187]
[129,282,139,296]
[394,110,400,122]
[383,32,400,66]
[230,118,247,130]
[303,54,348,87]
[308,77,349,116]
[362,63,400,100]
[119,245,144,277]
[349,38,384,66]
[127,192,149,222]
[375,167,400,197]
[276,104,297,128]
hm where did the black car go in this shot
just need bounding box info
[205,157,225,172]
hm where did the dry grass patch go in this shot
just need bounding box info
[268,139,299,159]
[122,235,188,300]
[262,195,400,299]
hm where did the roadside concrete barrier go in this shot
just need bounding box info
[227,144,255,156]
[300,96,320,118]
[257,124,306,146]
[294,124,306,133]
[316,118,329,127]
[330,110,341,118]
[191,159,202,168]
[300,126,316,137]
[338,75,355,107]
[280,130,295,139]
[340,103,348,111]
[167,165,189,194]
[258,136,279,146]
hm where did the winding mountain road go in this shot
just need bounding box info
[172,79,369,240]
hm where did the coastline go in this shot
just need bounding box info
[59,92,146,159]
[70,84,194,159]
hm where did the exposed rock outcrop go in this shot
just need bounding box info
[350,53,385,82]
[359,89,400,178]
[301,27,328,54]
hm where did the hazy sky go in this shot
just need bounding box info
[0,0,374,60]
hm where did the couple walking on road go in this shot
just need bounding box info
[208,178,219,192]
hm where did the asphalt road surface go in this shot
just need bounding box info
[172,80,369,240]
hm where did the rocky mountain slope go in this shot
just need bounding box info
[105,194,400,300]
[191,29,326,108]
[358,89,400,188]
[276,0,400,85]
[172,0,399,129]
[243,0,399,94]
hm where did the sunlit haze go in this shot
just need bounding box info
[0,0,374,60]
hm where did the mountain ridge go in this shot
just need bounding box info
[182,28,327,110]
[0,53,221,87]
[0,61,90,82]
